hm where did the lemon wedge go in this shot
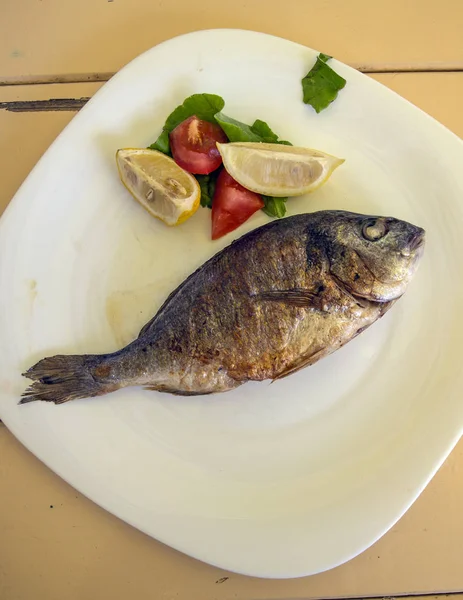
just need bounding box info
[217,142,344,197]
[116,148,200,226]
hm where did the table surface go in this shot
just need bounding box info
[1,3,463,599]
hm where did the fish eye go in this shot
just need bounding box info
[362,219,387,242]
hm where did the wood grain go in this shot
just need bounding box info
[1,0,462,79]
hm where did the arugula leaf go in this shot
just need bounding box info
[251,120,292,145]
[164,93,225,128]
[250,119,278,142]
[149,93,225,154]
[149,130,170,154]
[318,53,332,63]
[261,196,287,218]
[215,113,292,145]
[195,171,219,209]
[214,112,262,143]
[301,54,346,113]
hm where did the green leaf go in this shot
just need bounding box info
[301,54,346,113]
[150,93,225,154]
[318,53,332,63]
[214,112,262,143]
[215,113,292,146]
[148,130,170,154]
[195,171,220,209]
[250,119,293,146]
[261,196,287,218]
[164,93,225,129]
[250,119,279,142]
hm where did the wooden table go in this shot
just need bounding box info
[1,2,463,599]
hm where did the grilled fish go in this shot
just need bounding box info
[21,210,425,404]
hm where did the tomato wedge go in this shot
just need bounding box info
[169,115,228,175]
[211,170,264,240]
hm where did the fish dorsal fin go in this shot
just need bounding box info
[137,255,218,339]
[138,315,157,338]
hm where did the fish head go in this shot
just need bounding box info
[323,211,425,302]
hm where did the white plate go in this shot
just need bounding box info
[1,29,463,579]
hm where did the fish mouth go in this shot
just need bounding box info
[400,228,425,258]
[409,228,425,251]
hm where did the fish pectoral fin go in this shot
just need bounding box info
[272,347,328,381]
[254,286,329,310]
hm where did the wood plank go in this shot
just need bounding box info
[372,73,463,139]
[1,74,463,599]
[0,83,102,214]
[1,0,462,81]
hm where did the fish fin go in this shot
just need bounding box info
[144,385,214,396]
[20,355,118,405]
[272,348,328,381]
[254,286,328,310]
[138,316,157,339]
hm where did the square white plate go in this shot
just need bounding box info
[1,29,463,579]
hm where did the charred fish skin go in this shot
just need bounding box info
[21,210,425,404]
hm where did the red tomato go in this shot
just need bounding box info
[169,115,228,175]
[211,170,264,240]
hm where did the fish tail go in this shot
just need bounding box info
[20,354,120,405]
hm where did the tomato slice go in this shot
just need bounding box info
[169,115,228,175]
[211,170,264,240]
